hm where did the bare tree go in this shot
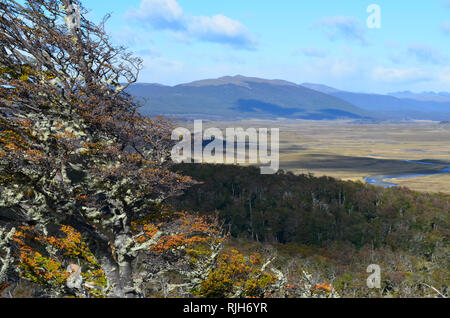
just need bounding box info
[0,0,224,297]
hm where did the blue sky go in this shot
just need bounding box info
[82,0,450,93]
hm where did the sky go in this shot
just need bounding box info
[81,0,450,94]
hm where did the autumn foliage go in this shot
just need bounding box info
[6,210,226,297]
[195,249,278,298]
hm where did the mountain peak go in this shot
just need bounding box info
[179,75,299,88]
[301,83,342,94]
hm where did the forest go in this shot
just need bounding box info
[171,164,449,297]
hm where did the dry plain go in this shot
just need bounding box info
[196,120,450,194]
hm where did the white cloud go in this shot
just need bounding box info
[314,16,367,45]
[407,42,447,64]
[318,59,358,78]
[126,0,256,50]
[139,54,184,82]
[110,26,153,47]
[437,66,450,86]
[298,57,364,83]
[137,47,161,57]
[372,67,431,83]
[125,0,184,30]
[187,15,255,49]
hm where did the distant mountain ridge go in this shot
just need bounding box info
[388,91,450,103]
[127,76,370,121]
[125,76,450,121]
[302,83,450,121]
[301,83,342,94]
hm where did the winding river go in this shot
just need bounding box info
[364,160,450,188]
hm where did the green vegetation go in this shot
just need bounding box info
[171,164,450,297]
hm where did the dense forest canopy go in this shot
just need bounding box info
[171,164,449,297]
[172,164,449,252]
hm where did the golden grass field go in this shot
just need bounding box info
[183,120,450,194]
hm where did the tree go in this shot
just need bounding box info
[195,249,283,298]
[0,227,16,292]
[0,0,225,297]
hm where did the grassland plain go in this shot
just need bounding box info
[189,120,450,194]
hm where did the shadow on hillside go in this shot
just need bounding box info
[280,154,450,176]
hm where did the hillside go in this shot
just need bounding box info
[127,76,370,120]
[170,163,450,297]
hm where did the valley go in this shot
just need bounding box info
[199,120,450,194]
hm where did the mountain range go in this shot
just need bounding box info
[126,75,450,121]
[302,83,450,121]
[388,91,450,103]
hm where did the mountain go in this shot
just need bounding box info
[302,83,450,121]
[388,91,450,103]
[301,83,342,94]
[127,76,370,121]
[126,76,450,121]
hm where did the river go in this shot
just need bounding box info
[364,160,450,188]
